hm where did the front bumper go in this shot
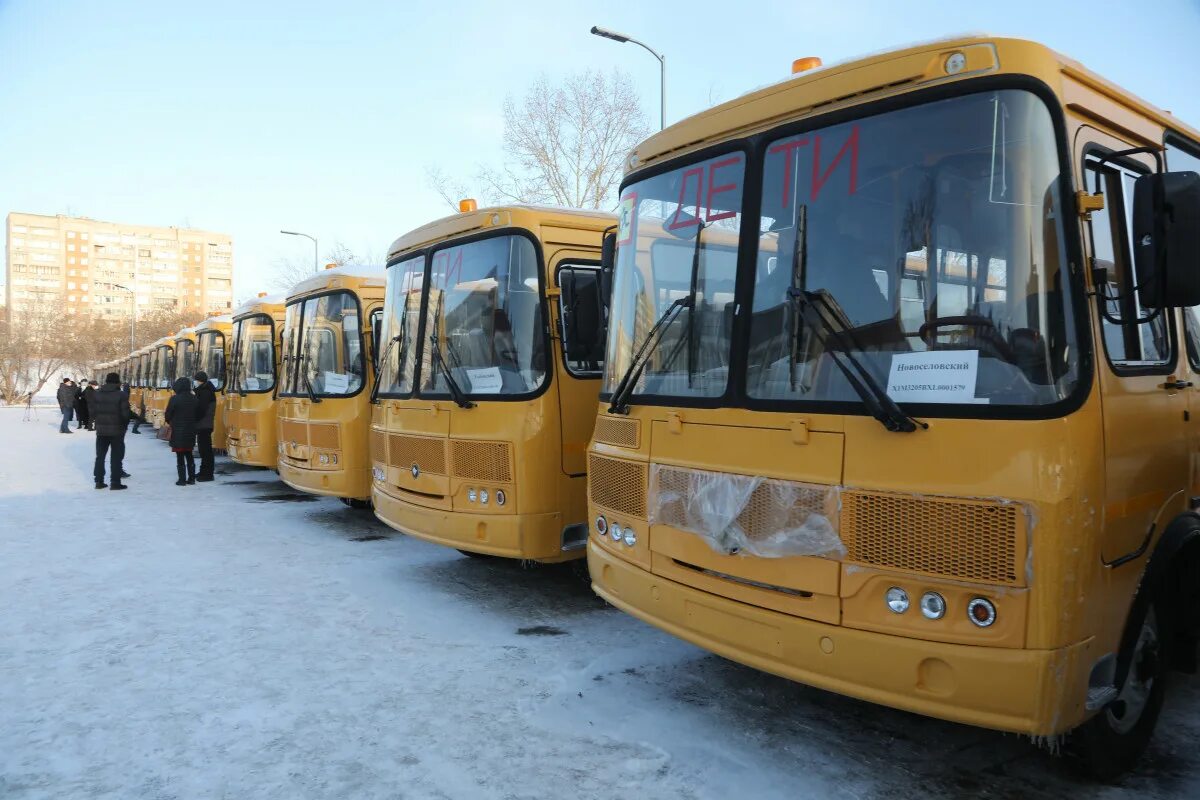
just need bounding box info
[588,542,1090,735]
[373,486,579,562]
[277,460,370,500]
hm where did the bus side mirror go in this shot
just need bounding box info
[1133,170,1200,307]
[600,231,617,304]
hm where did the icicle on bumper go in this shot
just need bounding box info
[647,463,845,558]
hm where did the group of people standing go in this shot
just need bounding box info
[56,371,219,489]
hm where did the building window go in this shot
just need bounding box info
[81,233,89,241]
[67,244,75,252]
[66,231,75,239]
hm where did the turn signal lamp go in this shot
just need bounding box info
[459,198,478,213]
[324,263,337,270]
[791,56,822,74]
[967,597,997,627]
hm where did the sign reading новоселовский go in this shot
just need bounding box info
[886,350,982,404]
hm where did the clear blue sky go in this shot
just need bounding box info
[2,0,1197,301]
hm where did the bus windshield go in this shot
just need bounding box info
[281,291,364,397]
[378,256,424,396]
[232,314,276,393]
[420,234,545,397]
[177,340,195,382]
[197,331,226,391]
[156,345,175,388]
[605,88,1079,411]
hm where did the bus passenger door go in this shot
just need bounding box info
[553,261,605,476]
[1080,139,1189,562]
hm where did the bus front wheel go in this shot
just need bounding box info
[1069,602,1168,780]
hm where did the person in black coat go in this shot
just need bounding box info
[90,372,132,490]
[193,370,217,482]
[73,380,89,429]
[164,376,200,486]
[57,378,76,433]
[82,381,98,430]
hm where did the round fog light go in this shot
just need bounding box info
[610,522,623,542]
[622,528,637,547]
[495,490,506,506]
[885,587,909,614]
[467,489,477,502]
[967,597,996,627]
[595,515,607,536]
[920,592,947,620]
[479,489,489,504]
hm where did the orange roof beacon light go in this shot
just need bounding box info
[257,291,268,298]
[324,263,337,270]
[459,198,478,213]
[791,56,823,74]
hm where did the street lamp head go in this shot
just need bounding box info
[591,25,630,43]
[280,230,300,236]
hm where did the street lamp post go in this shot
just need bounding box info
[590,25,666,131]
[281,230,319,273]
[112,283,135,353]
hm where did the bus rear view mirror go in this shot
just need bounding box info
[600,231,617,304]
[1133,170,1200,308]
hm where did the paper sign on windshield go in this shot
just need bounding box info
[466,366,503,394]
[323,372,350,394]
[886,351,979,404]
[616,194,636,245]
[244,377,261,390]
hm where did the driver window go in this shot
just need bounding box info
[1085,160,1172,368]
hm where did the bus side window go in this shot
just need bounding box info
[1085,161,1173,369]
[558,266,605,377]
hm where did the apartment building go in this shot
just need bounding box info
[4,212,234,320]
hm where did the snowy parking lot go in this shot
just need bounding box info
[3,407,1200,799]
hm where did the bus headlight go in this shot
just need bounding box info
[885,587,909,614]
[622,528,636,547]
[468,489,477,502]
[610,522,623,542]
[372,467,385,481]
[920,592,947,620]
[967,597,996,627]
[318,453,330,465]
[479,489,489,505]
[495,490,506,506]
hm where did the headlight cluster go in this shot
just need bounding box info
[372,466,385,482]
[595,515,636,547]
[884,587,996,628]
[316,452,339,467]
[465,488,505,506]
[240,431,257,445]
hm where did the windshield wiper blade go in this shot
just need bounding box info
[607,294,692,415]
[369,334,401,402]
[788,288,924,433]
[299,353,323,403]
[430,333,474,409]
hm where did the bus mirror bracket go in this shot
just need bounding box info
[600,228,617,304]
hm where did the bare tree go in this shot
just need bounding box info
[425,166,474,213]
[270,240,386,293]
[0,301,72,403]
[428,70,649,212]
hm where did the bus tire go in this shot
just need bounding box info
[1068,600,1168,780]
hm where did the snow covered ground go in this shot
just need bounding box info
[3,407,1200,800]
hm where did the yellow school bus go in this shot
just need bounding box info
[226,293,287,466]
[195,315,233,450]
[586,36,1200,777]
[371,205,614,561]
[131,346,151,422]
[276,266,386,503]
[147,335,176,428]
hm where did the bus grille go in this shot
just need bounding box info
[280,419,307,447]
[652,465,832,546]
[370,428,387,464]
[308,423,340,450]
[236,409,256,432]
[841,491,1024,586]
[593,416,640,449]
[588,454,647,517]
[389,434,447,475]
[451,440,512,483]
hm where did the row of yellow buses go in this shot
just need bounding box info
[93,37,1200,779]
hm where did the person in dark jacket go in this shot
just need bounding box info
[74,380,89,429]
[56,378,76,433]
[193,370,217,482]
[91,372,131,490]
[82,381,98,430]
[164,376,200,485]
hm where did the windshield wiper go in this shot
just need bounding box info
[430,333,474,409]
[607,295,691,415]
[369,334,401,402]
[299,352,323,403]
[786,289,923,433]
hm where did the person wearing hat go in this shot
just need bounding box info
[165,376,200,485]
[193,370,217,482]
[82,380,99,430]
[56,378,76,433]
[90,372,131,490]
